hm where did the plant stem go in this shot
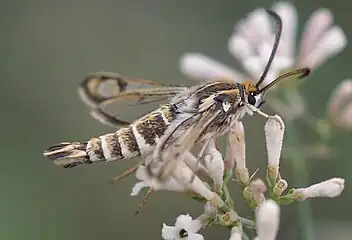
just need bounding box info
[285,120,314,240]
[222,168,234,209]
[238,217,256,230]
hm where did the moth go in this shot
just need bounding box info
[43,10,310,182]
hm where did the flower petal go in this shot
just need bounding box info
[203,140,224,186]
[227,121,246,170]
[298,8,333,63]
[162,224,178,240]
[340,103,352,130]
[258,41,294,76]
[175,214,193,229]
[130,181,148,196]
[179,53,247,82]
[229,226,243,240]
[327,80,352,120]
[135,165,186,192]
[300,26,347,70]
[297,178,345,199]
[187,232,204,240]
[272,1,298,59]
[228,35,254,62]
[328,80,352,112]
[256,200,280,240]
[270,55,294,73]
[242,56,263,79]
[171,160,215,201]
[264,115,285,168]
[188,219,202,233]
[240,8,273,44]
[182,151,210,177]
[162,215,203,240]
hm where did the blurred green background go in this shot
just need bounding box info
[1,0,351,239]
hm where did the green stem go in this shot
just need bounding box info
[238,217,256,230]
[222,168,234,209]
[285,120,314,240]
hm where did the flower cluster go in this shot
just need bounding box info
[180,1,351,129]
[156,2,347,239]
[111,2,348,240]
[139,115,344,240]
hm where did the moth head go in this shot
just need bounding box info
[237,9,311,109]
[239,67,311,109]
[241,81,261,107]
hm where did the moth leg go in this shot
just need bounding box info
[135,187,154,215]
[245,104,284,128]
[190,138,212,183]
[108,162,142,184]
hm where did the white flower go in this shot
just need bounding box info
[171,159,219,202]
[133,152,226,210]
[181,2,346,86]
[131,165,186,196]
[255,199,280,240]
[180,53,246,82]
[264,115,285,169]
[225,121,249,184]
[162,214,204,240]
[293,178,345,200]
[327,80,352,130]
[179,2,347,120]
[225,121,246,169]
[203,139,224,188]
[229,226,242,240]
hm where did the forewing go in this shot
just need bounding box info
[92,88,186,127]
[151,109,222,181]
[78,71,187,127]
[78,71,183,107]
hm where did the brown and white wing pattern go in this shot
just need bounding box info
[154,109,222,181]
[146,79,245,181]
[78,71,187,127]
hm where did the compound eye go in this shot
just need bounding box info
[248,93,256,105]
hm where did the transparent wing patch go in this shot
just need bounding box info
[78,71,187,127]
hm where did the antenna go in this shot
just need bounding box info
[255,9,283,88]
[258,68,311,94]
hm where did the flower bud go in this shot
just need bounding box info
[250,179,267,206]
[229,226,243,240]
[219,211,239,226]
[203,140,224,189]
[256,200,280,240]
[273,179,288,197]
[327,80,352,130]
[204,202,218,217]
[225,121,246,169]
[226,121,249,184]
[265,115,285,179]
[293,178,345,200]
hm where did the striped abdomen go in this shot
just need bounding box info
[44,104,177,168]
